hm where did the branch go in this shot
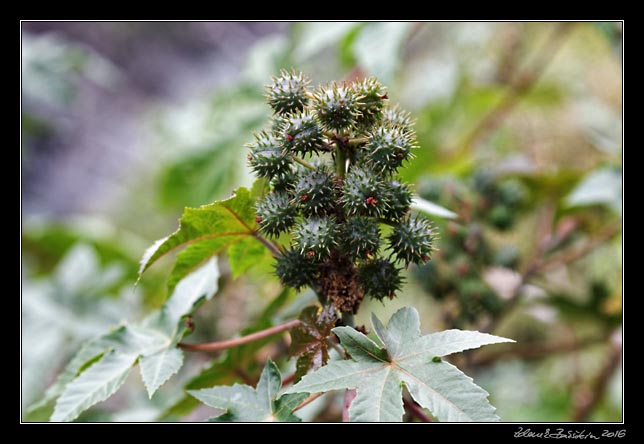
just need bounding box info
[178,319,301,353]
[571,330,622,421]
[447,23,575,158]
[537,223,622,274]
[471,335,608,366]
[403,398,433,422]
[481,221,621,334]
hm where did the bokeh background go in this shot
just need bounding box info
[21,21,622,422]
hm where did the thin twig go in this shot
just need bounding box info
[571,330,622,421]
[292,155,316,171]
[471,335,608,366]
[537,223,621,274]
[449,23,575,158]
[293,392,323,412]
[252,231,282,257]
[481,221,621,334]
[403,398,433,422]
[178,319,302,353]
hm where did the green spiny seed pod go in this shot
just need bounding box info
[388,215,434,266]
[342,166,388,217]
[293,168,336,216]
[352,77,387,129]
[275,249,318,290]
[279,110,325,156]
[247,131,291,179]
[382,180,412,222]
[364,125,418,174]
[255,192,297,237]
[358,258,404,301]
[313,82,363,132]
[270,169,297,195]
[293,217,339,261]
[341,216,381,260]
[266,69,311,115]
[382,105,414,131]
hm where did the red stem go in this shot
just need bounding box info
[178,319,301,353]
[342,389,357,422]
[403,398,433,422]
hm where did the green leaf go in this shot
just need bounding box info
[189,360,308,422]
[566,167,622,214]
[156,287,294,420]
[138,184,262,291]
[51,350,137,422]
[24,330,121,420]
[227,236,272,279]
[286,307,514,422]
[139,347,184,399]
[289,305,338,381]
[42,259,220,420]
[411,196,458,220]
[333,326,389,362]
[161,256,219,334]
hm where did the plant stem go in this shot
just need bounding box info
[252,232,283,257]
[292,155,316,171]
[335,145,347,179]
[342,389,357,422]
[341,312,354,328]
[571,330,622,421]
[281,372,296,387]
[471,335,609,366]
[403,398,433,422]
[178,319,301,353]
[293,392,323,412]
[348,137,369,146]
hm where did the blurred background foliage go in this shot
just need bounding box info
[21,22,622,422]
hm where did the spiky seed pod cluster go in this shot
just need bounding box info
[247,132,291,179]
[266,69,311,115]
[279,110,325,156]
[293,217,339,261]
[249,70,435,313]
[293,168,336,217]
[313,83,363,132]
[388,216,435,266]
[363,126,418,174]
[274,249,318,290]
[342,166,388,218]
[255,192,297,237]
[353,78,388,129]
[413,174,529,328]
[358,259,404,301]
[341,217,380,260]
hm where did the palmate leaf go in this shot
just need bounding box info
[42,259,219,422]
[138,180,268,291]
[289,304,338,382]
[189,360,308,422]
[285,307,514,422]
[156,287,294,421]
